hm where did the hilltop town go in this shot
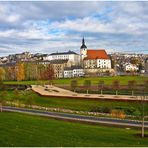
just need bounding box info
[0,38,147,80]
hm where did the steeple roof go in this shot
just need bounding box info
[80,37,87,49]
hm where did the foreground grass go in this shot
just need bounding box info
[3,76,148,85]
[0,112,148,147]
[3,90,148,116]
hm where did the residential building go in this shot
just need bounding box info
[64,66,84,78]
[144,58,148,74]
[8,52,32,62]
[123,63,139,72]
[50,59,71,78]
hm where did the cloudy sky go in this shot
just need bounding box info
[0,1,148,56]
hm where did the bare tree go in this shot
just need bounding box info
[128,80,137,96]
[44,65,54,85]
[98,80,104,95]
[84,80,91,94]
[140,95,147,138]
[112,80,120,95]
[71,80,78,92]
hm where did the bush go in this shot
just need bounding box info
[115,106,139,115]
[90,106,111,113]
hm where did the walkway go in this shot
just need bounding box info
[31,85,148,102]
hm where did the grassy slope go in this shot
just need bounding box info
[3,76,148,85]
[4,90,148,114]
[0,112,148,147]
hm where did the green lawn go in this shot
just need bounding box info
[3,76,148,85]
[3,90,148,116]
[0,112,148,147]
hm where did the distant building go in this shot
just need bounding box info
[50,59,71,78]
[8,52,32,62]
[124,63,139,72]
[64,66,84,78]
[80,37,111,71]
[144,58,148,74]
[43,50,80,65]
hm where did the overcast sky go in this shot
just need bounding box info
[0,1,148,56]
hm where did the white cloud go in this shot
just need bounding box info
[0,1,148,56]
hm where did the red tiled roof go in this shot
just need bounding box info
[84,49,110,60]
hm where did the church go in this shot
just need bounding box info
[80,37,112,75]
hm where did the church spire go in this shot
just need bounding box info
[80,36,87,49]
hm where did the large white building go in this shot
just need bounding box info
[43,50,80,65]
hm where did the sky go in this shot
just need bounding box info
[0,1,148,56]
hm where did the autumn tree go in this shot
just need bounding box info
[128,80,137,96]
[84,80,91,94]
[111,109,126,119]
[71,80,78,92]
[112,80,120,95]
[0,67,6,81]
[43,65,54,85]
[24,63,38,80]
[6,66,16,80]
[16,63,25,81]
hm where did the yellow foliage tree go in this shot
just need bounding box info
[16,63,25,81]
[0,67,6,81]
[111,109,126,119]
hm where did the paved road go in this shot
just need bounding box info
[3,106,148,128]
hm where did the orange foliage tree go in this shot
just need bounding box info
[16,63,25,81]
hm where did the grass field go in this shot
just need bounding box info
[3,76,148,85]
[0,112,148,147]
[3,90,148,116]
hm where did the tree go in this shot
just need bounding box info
[24,63,38,80]
[144,80,148,94]
[98,80,104,95]
[0,67,6,81]
[13,89,21,106]
[43,65,54,85]
[25,93,34,108]
[0,91,7,112]
[112,80,120,95]
[140,95,147,138]
[128,80,137,96]
[6,66,16,80]
[84,80,91,94]
[16,63,25,81]
[71,80,78,92]
[111,109,126,119]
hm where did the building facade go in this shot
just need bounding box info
[50,59,71,78]
[43,51,80,65]
[64,66,84,78]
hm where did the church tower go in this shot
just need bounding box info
[80,37,87,61]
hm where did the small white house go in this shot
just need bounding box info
[124,63,139,72]
[64,66,84,78]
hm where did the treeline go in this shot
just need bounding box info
[0,62,54,81]
[71,79,148,95]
